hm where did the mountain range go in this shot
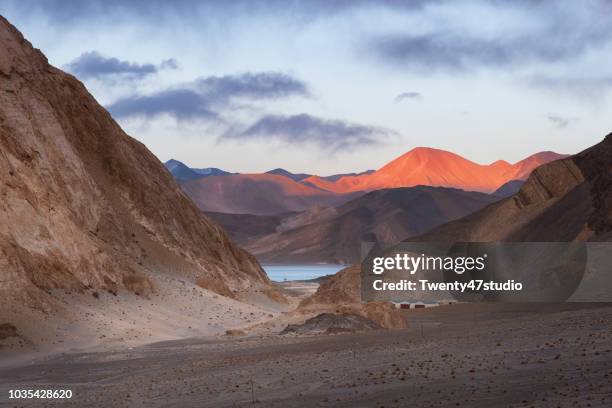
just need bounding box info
[170,149,565,215]
[170,142,567,263]
[181,173,363,215]
[302,149,566,194]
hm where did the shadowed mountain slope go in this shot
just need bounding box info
[0,16,270,312]
[247,186,499,264]
[493,180,524,198]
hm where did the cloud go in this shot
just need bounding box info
[107,89,218,120]
[225,113,395,152]
[160,58,179,70]
[107,72,309,120]
[6,0,439,24]
[394,91,423,103]
[373,32,589,73]
[368,2,612,73]
[528,75,612,100]
[547,115,571,129]
[194,72,310,102]
[64,51,176,80]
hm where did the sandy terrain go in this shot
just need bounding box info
[0,272,293,360]
[1,303,611,407]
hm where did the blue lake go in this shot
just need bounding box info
[263,265,347,282]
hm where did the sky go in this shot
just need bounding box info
[3,0,612,175]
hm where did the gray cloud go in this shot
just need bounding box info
[107,72,309,120]
[528,75,612,100]
[373,31,597,73]
[13,0,612,79]
[547,115,571,129]
[6,0,439,24]
[107,89,218,120]
[394,91,423,103]
[369,2,612,73]
[226,113,395,152]
[194,73,310,101]
[160,58,179,70]
[64,51,177,80]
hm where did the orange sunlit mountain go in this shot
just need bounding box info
[303,147,568,194]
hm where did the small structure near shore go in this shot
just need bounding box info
[393,301,454,309]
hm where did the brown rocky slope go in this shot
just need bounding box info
[0,16,271,315]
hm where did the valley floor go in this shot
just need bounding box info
[1,303,611,407]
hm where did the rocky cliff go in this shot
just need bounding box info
[0,16,270,313]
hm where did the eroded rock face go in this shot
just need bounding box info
[0,16,269,309]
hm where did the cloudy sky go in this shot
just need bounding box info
[3,0,612,175]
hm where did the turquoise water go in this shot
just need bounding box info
[263,265,347,282]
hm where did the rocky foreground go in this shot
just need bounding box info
[1,303,611,408]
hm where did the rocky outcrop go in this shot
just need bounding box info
[0,16,272,311]
[573,134,612,238]
[298,265,406,329]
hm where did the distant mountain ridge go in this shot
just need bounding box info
[303,148,568,194]
[266,168,311,182]
[181,173,362,215]
[321,169,375,182]
[164,159,232,182]
[169,149,565,216]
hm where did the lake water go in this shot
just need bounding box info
[263,265,347,282]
